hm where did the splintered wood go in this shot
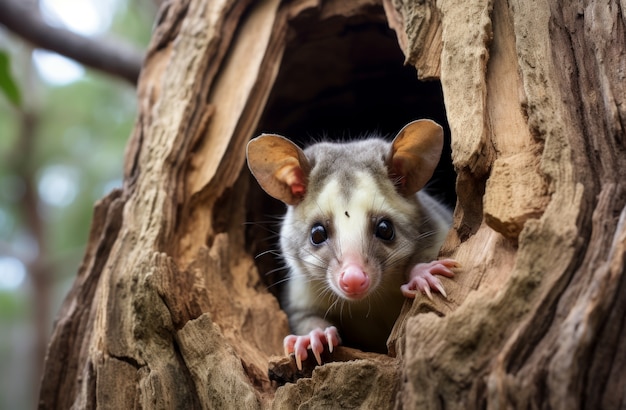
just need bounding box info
[39,0,625,409]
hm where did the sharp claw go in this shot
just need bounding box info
[424,286,433,300]
[443,259,461,269]
[283,336,296,357]
[313,349,322,366]
[326,329,334,353]
[296,353,303,371]
[435,282,447,299]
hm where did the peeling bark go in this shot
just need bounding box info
[39,0,625,408]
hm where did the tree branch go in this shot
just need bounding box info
[0,0,145,84]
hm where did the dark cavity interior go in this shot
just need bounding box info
[246,7,455,294]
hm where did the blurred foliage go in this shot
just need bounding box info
[0,51,21,107]
[0,0,156,409]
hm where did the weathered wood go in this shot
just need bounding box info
[39,0,625,408]
[394,0,626,408]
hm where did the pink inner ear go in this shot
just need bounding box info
[277,164,307,199]
[291,182,306,196]
[288,167,306,197]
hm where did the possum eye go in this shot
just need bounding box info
[310,223,328,245]
[375,219,395,241]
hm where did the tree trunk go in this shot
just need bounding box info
[39,0,625,408]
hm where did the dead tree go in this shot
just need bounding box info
[39,0,625,408]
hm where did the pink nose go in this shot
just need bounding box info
[339,265,370,296]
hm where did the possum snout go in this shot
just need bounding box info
[338,264,371,299]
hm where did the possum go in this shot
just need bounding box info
[246,119,458,370]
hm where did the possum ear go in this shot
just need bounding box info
[388,119,444,196]
[247,134,310,205]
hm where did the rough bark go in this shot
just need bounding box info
[39,0,625,409]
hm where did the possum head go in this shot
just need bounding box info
[246,120,444,302]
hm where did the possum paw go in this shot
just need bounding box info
[283,326,341,370]
[401,259,460,300]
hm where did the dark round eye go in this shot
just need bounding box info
[375,219,395,241]
[310,223,328,245]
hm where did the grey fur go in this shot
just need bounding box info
[279,138,451,352]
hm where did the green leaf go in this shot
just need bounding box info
[0,51,22,107]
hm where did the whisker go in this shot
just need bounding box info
[263,266,288,277]
[324,296,340,321]
[254,249,282,259]
[265,276,291,289]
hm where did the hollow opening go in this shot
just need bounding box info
[246,6,454,313]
